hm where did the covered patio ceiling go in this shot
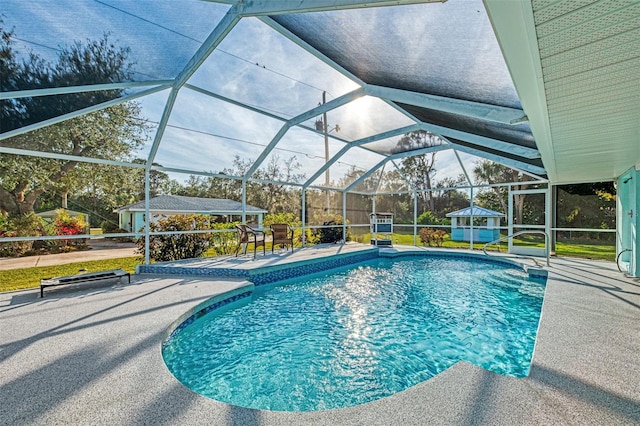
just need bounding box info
[1,0,638,190]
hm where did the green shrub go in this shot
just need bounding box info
[419,228,447,247]
[208,221,238,256]
[263,212,300,227]
[101,220,120,233]
[310,213,350,244]
[0,213,47,256]
[417,211,445,225]
[137,214,216,262]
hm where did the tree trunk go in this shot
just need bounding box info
[0,187,42,216]
[516,194,526,225]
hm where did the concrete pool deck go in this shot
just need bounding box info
[1,244,639,425]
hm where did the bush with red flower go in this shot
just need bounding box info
[52,209,88,251]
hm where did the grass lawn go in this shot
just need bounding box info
[0,257,141,293]
[354,232,616,261]
[0,235,616,294]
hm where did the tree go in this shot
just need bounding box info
[178,154,305,216]
[397,131,441,212]
[129,159,173,200]
[0,27,147,216]
[557,183,615,239]
[376,169,412,223]
[251,154,305,214]
[473,160,535,225]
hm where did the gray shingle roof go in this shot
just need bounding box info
[116,195,267,214]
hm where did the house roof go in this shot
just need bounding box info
[115,195,267,214]
[446,206,504,218]
[36,209,88,218]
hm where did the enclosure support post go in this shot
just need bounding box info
[322,91,331,212]
[550,184,557,254]
[241,180,247,224]
[508,185,513,253]
[342,191,347,242]
[301,189,306,247]
[469,186,474,250]
[144,168,151,265]
[413,190,418,246]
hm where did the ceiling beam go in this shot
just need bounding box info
[0,80,173,100]
[233,0,444,16]
[303,124,421,188]
[366,85,528,125]
[417,122,540,159]
[244,87,366,179]
[146,6,241,167]
[0,146,146,169]
[344,144,450,192]
[0,85,168,142]
[447,142,547,177]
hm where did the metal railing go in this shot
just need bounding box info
[616,248,632,273]
[482,230,550,266]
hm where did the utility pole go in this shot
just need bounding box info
[316,91,339,213]
[322,91,330,212]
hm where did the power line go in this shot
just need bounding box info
[93,0,201,43]
[13,36,62,53]
[134,117,362,170]
[12,3,337,102]
[92,0,333,96]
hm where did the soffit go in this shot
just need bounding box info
[489,0,640,184]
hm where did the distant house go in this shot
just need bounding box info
[446,205,504,243]
[36,209,90,230]
[115,195,267,232]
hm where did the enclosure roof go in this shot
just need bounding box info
[446,206,504,218]
[115,195,267,214]
[2,0,639,190]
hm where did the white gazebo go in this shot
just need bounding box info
[446,206,504,243]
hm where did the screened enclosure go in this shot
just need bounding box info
[1,1,638,272]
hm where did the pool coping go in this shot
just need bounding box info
[140,245,548,286]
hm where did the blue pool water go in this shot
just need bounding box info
[162,256,546,411]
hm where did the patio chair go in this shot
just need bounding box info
[235,224,265,258]
[270,223,294,253]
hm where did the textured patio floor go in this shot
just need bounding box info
[1,244,639,425]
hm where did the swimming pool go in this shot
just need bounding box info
[162,254,546,411]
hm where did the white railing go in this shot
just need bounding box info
[482,230,550,266]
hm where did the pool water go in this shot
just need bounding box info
[162,256,546,411]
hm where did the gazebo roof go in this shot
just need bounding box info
[446,206,504,218]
